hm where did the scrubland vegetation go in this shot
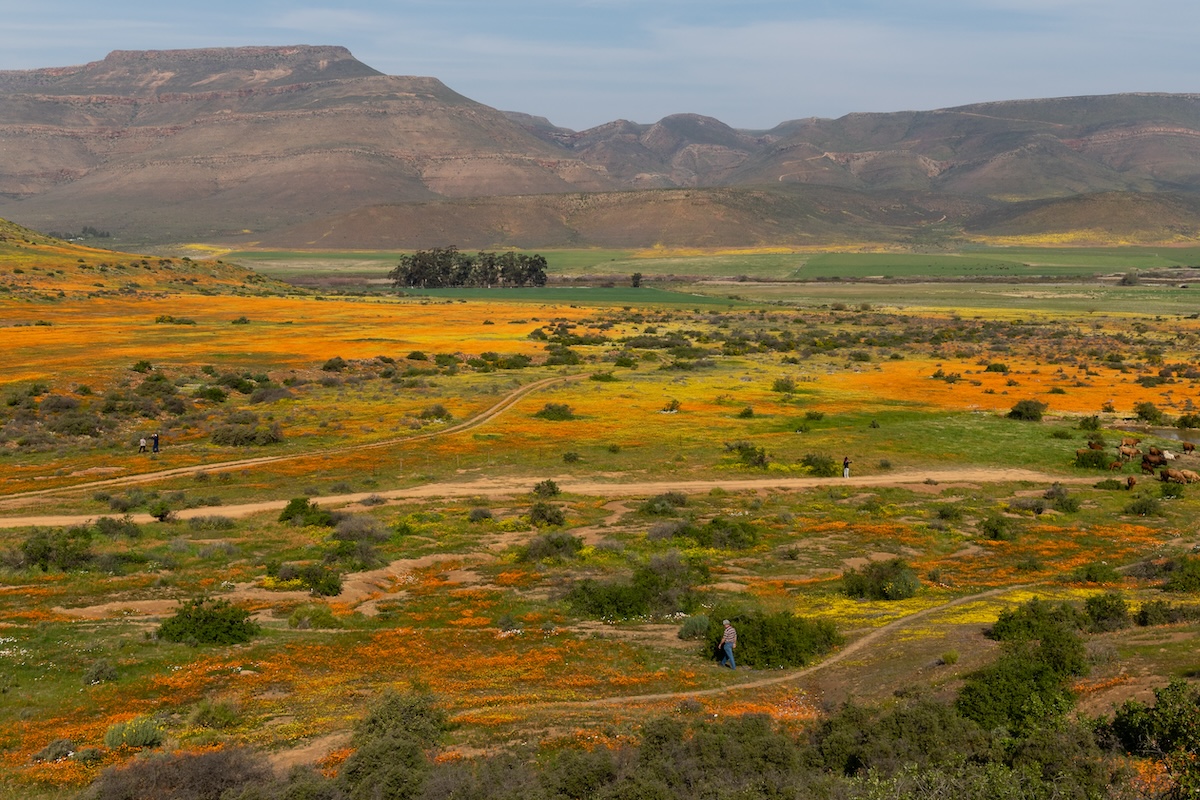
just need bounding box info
[4,234,1200,798]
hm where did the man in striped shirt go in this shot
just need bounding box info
[719,619,737,669]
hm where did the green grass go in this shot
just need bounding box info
[399,286,740,305]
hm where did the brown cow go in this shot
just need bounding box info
[1149,446,1163,457]
[1144,452,1167,467]
[1126,476,1137,490]
[1180,469,1200,484]
[1141,458,1159,475]
[1118,445,1141,460]
[1184,442,1196,456]
[1088,440,1105,450]
[1108,461,1123,471]
[1160,468,1188,484]
[1122,436,1142,447]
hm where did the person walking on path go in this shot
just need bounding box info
[138,437,147,453]
[843,456,851,478]
[718,619,737,669]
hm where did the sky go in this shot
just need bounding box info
[1,0,1197,131]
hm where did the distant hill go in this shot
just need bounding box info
[0,217,280,297]
[2,46,1200,248]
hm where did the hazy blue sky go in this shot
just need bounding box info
[1,1,1197,130]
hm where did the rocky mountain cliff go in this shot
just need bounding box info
[2,46,1200,247]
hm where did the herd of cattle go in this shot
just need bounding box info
[1078,436,1200,486]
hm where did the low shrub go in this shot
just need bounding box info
[1125,496,1162,517]
[190,697,242,729]
[677,614,710,640]
[158,597,260,645]
[639,492,688,515]
[1072,562,1122,584]
[467,507,494,523]
[20,525,93,571]
[534,403,575,421]
[533,478,561,497]
[521,531,584,562]
[704,610,842,669]
[567,551,704,619]
[187,515,235,531]
[843,558,920,601]
[1008,399,1048,421]
[528,501,565,527]
[1162,555,1200,592]
[278,497,336,527]
[83,659,118,685]
[801,453,839,477]
[103,715,165,749]
[79,746,269,799]
[289,603,342,629]
[1084,591,1131,632]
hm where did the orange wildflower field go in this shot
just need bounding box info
[3,234,1200,797]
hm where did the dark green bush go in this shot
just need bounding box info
[1008,399,1048,421]
[704,609,842,669]
[299,564,343,597]
[533,403,575,421]
[338,689,448,800]
[158,597,260,645]
[1072,562,1122,584]
[842,558,920,600]
[1162,555,1200,592]
[1108,678,1200,756]
[1124,495,1161,517]
[725,440,769,468]
[521,531,583,562]
[980,513,1017,541]
[801,452,839,477]
[278,497,335,527]
[567,551,703,619]
[639,492,688,515]
[20,526,92,571]
[1074,448,1111,469]
[528,501,565,527]
[1084,591,1131,632]
[532,478,561,497]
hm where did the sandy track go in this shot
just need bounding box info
[0,468,1090,529]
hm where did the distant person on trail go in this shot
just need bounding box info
[843,456,851,478]
[719,619,737,669]
[152,432,160,453]
[138,437,147,453]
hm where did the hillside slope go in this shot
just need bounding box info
[2,46,1200,247]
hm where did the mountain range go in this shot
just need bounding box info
[2,45,1200,249]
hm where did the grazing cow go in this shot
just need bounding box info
[1108,461,1123,471]
[1180,469,1200,484]
[1088,440,1105,450]
[1122,436,1142,447]
[1149,446,1163,457]
[1142,458,1159,475]
[1126,476,1138,490]
[1118,445,1141,460]
[1160,468,1188,484]
[1144,452,1167,467]
[1184,442,1196,456]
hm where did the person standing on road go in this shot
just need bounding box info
[719,619,737,669]
[843,456,851,478]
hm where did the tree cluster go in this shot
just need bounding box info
[388,246,548,288]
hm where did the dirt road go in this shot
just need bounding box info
[0,468,1090,529]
